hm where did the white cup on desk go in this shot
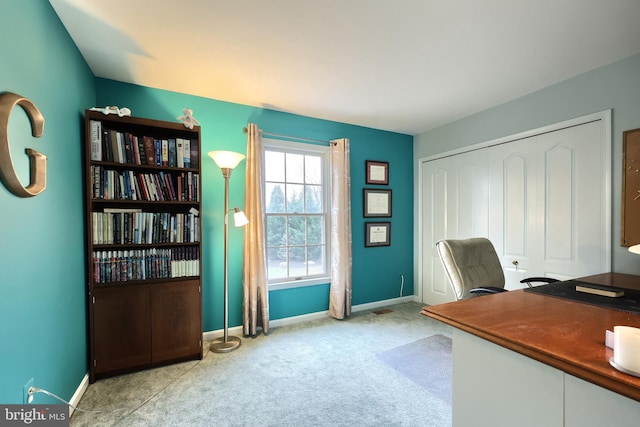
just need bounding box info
[613,326,640,374]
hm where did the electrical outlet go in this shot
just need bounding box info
[23,378,34,404]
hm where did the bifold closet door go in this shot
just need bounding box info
[421,149,490,305]
[421,119,609,304]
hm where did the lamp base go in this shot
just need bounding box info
[209,336,241,353]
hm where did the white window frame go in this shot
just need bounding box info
[263,138,331,291]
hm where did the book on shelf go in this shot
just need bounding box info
[168,138,177,167]
[143,136,155,165]
[117,174,125,200]
[161,139,169,166]
[176,138,185,168]
[154,139,162,166]
[90,120,102,161]
[190,138,199,167]
[115,131,125,163]
[183,139,191,168]
[134,135,145,165]
[123,133,133,164]
[101,128,112,162]
[108,129,118,163]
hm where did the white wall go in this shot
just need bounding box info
[414,53,640,274]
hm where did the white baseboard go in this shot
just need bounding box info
[69,373,89,417]
[202,294,418,340]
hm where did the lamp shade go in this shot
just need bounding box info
[233,208,249,227]
[208,150,245,170]
[629,244,640,255]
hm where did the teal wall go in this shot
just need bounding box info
[415,53,640,275]
[95,79,414,330]
[0,0,413,405]
[0,1,95,404]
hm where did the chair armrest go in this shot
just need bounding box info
[470,286,508,295]
[520,277,559,288]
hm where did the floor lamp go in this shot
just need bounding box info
[208,150,248,353]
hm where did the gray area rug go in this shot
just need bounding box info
[376,334,452,404]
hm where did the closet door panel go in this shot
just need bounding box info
[537,121,607,279]
[487,140,537,288]
[422,158,455,305]
[421,150,489,304]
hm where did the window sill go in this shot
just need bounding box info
[268,277,330,291]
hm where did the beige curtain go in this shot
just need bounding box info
[328,138,352,319]
[242,123,269,336]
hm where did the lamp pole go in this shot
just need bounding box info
[208,150,246,353]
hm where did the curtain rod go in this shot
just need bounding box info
[242,127,335,145]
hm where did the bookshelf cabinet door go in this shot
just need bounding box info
[93,286,151,375]
[151,280,201,363]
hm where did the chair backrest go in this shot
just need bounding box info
[435,237,505,300]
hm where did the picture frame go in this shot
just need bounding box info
[622,127,640,246]
[365,160,389,185]
[363,189,392,217]
[365,222,391,247]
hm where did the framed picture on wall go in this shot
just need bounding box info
[365,222,391,247]
[622,127,640,246]
[363,189,392,217]
[366,160,389,185]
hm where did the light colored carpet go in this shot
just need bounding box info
[376,334,452,404]
[70,302,452,427]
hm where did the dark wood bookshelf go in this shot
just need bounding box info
[84,110,203,383]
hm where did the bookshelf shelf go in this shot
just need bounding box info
[84,110,203,383]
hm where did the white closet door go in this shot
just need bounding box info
[536,121,608,280]
[421,117,610,304]
[487,137,538,288]
[421,149,489,304]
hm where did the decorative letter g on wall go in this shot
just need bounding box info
[0,92,46,197]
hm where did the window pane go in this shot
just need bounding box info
[267,215,287,248]
[266,183,286,213]
[305,155,322,185]
[307,216,324,244]
[305,185,322,213]
[307,246,325,275]
[286,153,304,183]
[288,247,306,276]
[286,184,304,213]
[287,216,306,246]
[265,151,285,182]
[267,247,287,280]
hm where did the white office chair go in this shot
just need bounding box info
[435,237,558,300]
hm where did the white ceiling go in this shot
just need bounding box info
[49,0,640,136]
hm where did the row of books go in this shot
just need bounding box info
[92,247,199,284]
[91,166,199,202]
[90,120,199,168]
[92,209,200,245]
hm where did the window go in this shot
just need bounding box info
[263,139,330,289]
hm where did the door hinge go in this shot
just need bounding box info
[93,360,96,367]
[92,296,95,304]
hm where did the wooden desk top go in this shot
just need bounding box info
[421,273,640,402]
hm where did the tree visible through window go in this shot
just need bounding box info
[264,139,329,286]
